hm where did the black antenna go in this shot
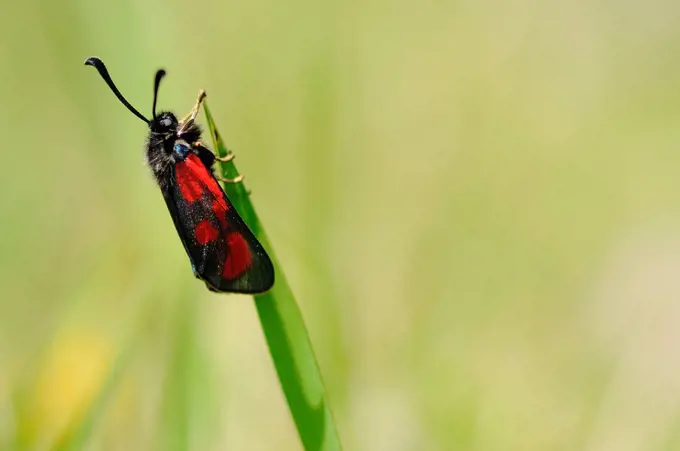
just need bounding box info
[152,69,166,120]
[84,57,150,124]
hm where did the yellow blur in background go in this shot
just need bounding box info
[2,0,680,450]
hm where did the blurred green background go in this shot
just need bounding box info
[2,0,680,449]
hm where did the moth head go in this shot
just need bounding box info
[149,111,178,135]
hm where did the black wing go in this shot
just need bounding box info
[161,151,274,293]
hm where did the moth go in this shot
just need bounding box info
[85,57,274,294]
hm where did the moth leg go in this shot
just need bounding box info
[177,89,207,134]
[193,140,235,162]
[181,89,207,123]
[215,153,235,162]
[216,174,245,184]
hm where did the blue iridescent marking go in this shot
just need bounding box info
[173,142,191,160]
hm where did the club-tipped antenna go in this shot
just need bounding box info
[84,56,150,124]
[152,69,166,120]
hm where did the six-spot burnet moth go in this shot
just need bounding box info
[84,57,274,294]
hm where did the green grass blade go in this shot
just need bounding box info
[203,102,343,451]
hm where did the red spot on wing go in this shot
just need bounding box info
[182,155,229,208]
[194,220,219,245]
[222,232,252,279]
[175,160,203,202]
[175,155,230,211]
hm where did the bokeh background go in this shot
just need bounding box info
[2,0,680,449]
